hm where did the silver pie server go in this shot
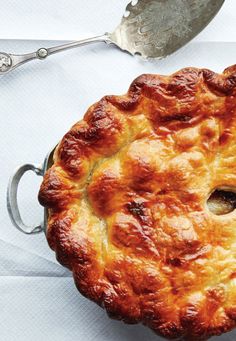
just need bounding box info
[0,0,224,75]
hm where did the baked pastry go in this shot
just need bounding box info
[39,65,236,340]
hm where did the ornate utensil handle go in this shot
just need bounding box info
[7,163,44,234]
[0,34,111,75]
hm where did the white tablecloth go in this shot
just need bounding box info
[0,1,236,340]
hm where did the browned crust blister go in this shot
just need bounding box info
[39,66,236,340]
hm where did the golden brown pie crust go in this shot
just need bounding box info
[39,66,236,340]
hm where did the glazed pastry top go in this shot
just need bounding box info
[39,65,236,340]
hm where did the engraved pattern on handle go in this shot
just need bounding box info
[0,34,111,75]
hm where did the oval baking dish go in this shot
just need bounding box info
[6,66,236,340]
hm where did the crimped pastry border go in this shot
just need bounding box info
[39,65,236,340]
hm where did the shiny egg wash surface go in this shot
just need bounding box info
[39,65,236,340]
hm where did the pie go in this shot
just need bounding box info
[38,65,236,340]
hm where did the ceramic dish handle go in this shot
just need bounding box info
[7,163,44,234]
